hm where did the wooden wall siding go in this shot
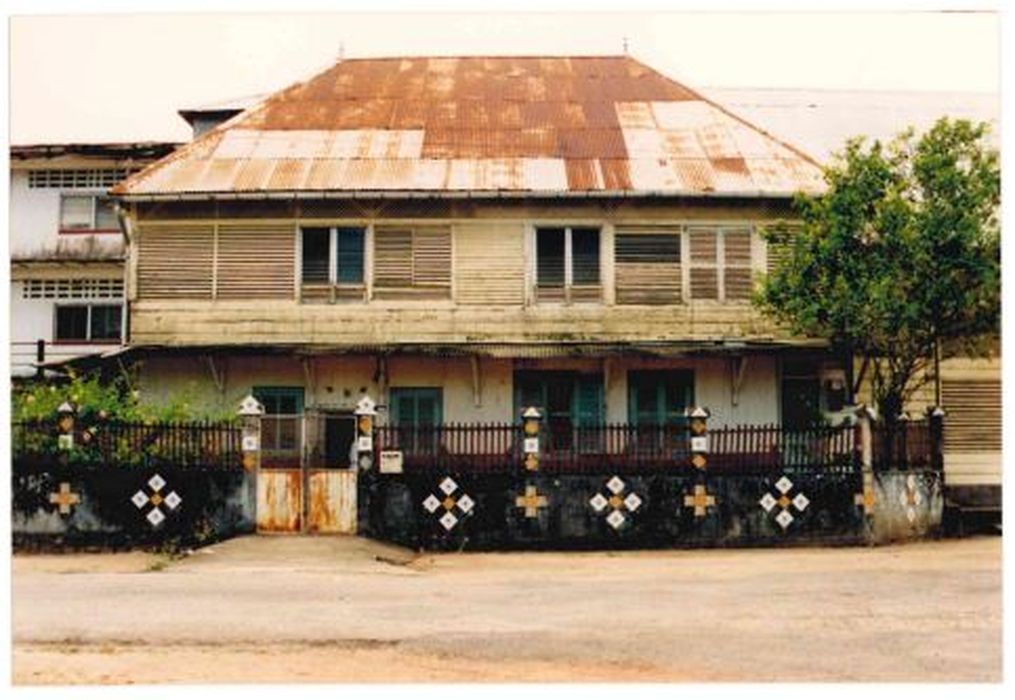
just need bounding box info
[373,226,452,299]
[688,227,719,300]
[454,223,525,305]
[129,299,792,345]
[942,379,1001,452]
[216,223,295,299]
[136,223,215,299]
[614,229,682,305]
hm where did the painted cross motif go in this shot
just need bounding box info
[131,473,182,527]
[759,475,810,530]
[854,471,876,514]
[422,476,475,531]
[515,485,548,518]
[589,476,643,530]
[899,473,923,523]
[683,484,716,517]
[48,482,81,516]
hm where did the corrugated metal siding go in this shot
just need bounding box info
[454,222,526,305]
[114,56,824,198]
[306,470,357,534]
[942,379,1001,453]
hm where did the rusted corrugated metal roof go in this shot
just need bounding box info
[114,56,824,198]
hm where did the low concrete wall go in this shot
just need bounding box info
[12,464,255,550]
[359,467,943,551]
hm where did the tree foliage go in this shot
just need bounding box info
[757,118,1000,421]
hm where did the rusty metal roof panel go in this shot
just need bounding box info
[113,55,825,198]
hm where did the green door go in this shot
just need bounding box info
[627,371,694,452]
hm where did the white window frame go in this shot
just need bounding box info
[685,223,756,304]
[531,224,603,303]
[58,192,118,234]
[52,302,124,344]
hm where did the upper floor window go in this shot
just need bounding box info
[300,227,366,302]
[54,304,122,343]
[373,226,451,300]
[614,228,682,305]
[59,194,118,233]
[535,226,601,303]
[687,225,754,302]
[29,169,131,189]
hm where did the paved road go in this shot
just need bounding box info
[12,535,1002,683]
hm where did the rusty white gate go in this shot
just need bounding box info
[256,410,357,534]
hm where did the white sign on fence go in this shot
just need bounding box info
[379,450,404,474]
[524,437,540,454]
[691,436,709,453]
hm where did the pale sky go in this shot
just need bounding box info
[9,11,1000,144]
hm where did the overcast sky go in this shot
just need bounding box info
[9,11,1000,144]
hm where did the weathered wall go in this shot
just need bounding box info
[135,353,778,426]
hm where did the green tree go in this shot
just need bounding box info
[758,118,1000,425]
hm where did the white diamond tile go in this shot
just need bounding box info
[589,493,609,512]
[906,474,917,490]
[439,477,458,495]
[775,509,794,530]
[913,490,923,506]
[164,491,182,510]
[456,494,475,514]
[606,476,625,494]
[624,492,643,512]
[792,493,810,512]
[147,508,165,527]
[606,510,626,529]
[906,507,917,523]
[898,490,909,508]
[132,491,149,509]
[423,494,441,513]
[439,511,458,531]
[759,492,777,512]
[148,474,166,492]
[775,476,793,494]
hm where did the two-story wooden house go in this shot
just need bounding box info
[110,55,858,485]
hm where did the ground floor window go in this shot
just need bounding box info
[253,386,305,467]
[54,304,122,342]
[627,370,694,452]
[390,387,443,452]
[513,371,604,451]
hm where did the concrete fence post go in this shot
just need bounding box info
[927,406,946,474]
[57,401,76,452]
[854,404,874,472]
[687,406,710,470]
[237,395,264,531]
[521,406,543,472]
[354,395,377,472]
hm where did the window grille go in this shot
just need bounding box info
[27,169,133,189]
[22,279,124,300]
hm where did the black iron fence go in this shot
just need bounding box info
[374,421,861,474]
[872,420,935,471]
[12,419,244,471]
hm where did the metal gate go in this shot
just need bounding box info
[256,410,357,534]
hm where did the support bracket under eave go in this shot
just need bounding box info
[471,355,482,408]
[205,355,226,395]
[731,355,749,407]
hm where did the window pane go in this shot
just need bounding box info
[60,195,93,230]
[89,305,122,340]
[336,227,365,284]
[94,197,118,230]
[301,228,330,283]
[571,228,600,285]
[55,306,89,341]
[536,228,565,287]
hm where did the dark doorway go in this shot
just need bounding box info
[324,413,356,468]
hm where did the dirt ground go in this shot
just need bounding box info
[12,535,1002,684]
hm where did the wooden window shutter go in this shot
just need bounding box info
[762,222,800,274]
[374,228,414,288]
[136,223,214,299]
[687,226,719,300]
[217,223,295,299]
[722,227,753,301]
[614,228,681,305]
[374,226,451,298]
[942,379,1001,452]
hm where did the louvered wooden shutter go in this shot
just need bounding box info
[136,223,214,299]
[722,228,753,301]
[761,222,800,274]
[942,379,1001,452]
[374,226,451,298]
[688,227,718,300]
[614,229,681,305]
[454,223,525,305]
[217,223,295,299]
